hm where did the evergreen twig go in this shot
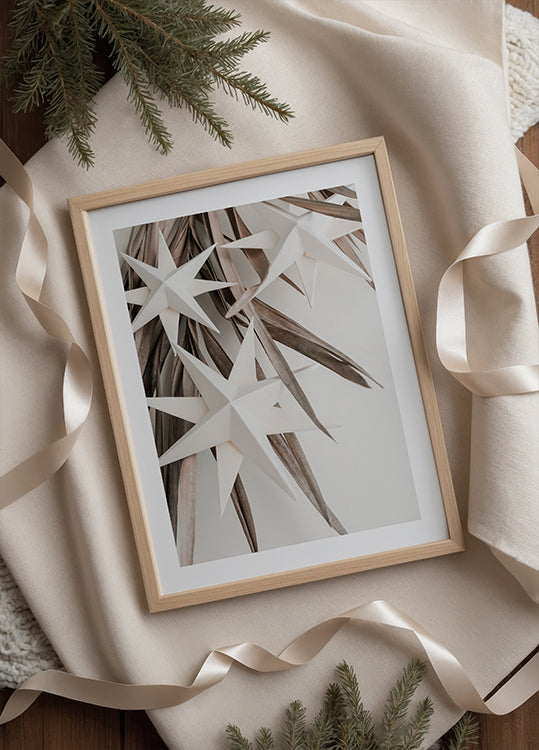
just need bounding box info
[397,698,434,750]
[226,660,437,750]
[227,723,253,750]
[380,660,426,750]
[255,727,276,750]
[443,712,479,750]
[282,700,308,750]
[1,0,293,167]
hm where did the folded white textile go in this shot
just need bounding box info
[0,1,538,747]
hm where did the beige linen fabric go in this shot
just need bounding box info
[0,1,537,747]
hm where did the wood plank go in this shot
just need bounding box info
[0,689,43,750]
[480,691,539,750]
[41,693,122,750]
[123,710,167,750]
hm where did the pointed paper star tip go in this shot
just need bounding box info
[205,318,221,335]
[225,287,257,319]
[170,342,191,362]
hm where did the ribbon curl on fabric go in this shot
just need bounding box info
[0,141,538,725]
[0,599,538,725]
[436,148,539,397]
[0,140,92,508]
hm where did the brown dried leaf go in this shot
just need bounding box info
[139,318,162,392]
[230,476,258,553]
[169,217,190,264]
[268,433,346,535]
[278,195,361,222]
[121,224,146,286]
[329,185,356,198]
[254,299,380,388]
[178,455,197,565]
[333,235,373,287]
[352,228,367,245]
[254,317,333,439]
[143,221,159,265]
[199,327,234,378]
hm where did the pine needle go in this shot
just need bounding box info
[397,697,434,750]
[225,660,434,750]
[255,727,275,750]
[444,712,479,750]
[1,0,293,167]
[226,723,253,750]
[282,700,308,750]
[380,660,427,750]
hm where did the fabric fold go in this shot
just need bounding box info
[1,1,538,747]
[1,600,538,725]
[0,141,93,509]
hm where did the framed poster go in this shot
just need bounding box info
[69,138,464,612]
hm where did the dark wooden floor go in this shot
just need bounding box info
[1,1,538,748]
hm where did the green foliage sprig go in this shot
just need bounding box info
[225,660,479,750]
[1,0,293,167]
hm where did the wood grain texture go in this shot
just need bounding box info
[0,0,537,746]
[480,693,539,750]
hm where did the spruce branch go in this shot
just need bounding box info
[36,0,100,166]
[255,727,276,750]
[92,0,174,156]
[282,700,308,750]
[336,661,363,718]
[102,0,294,121]
[131,37,233,146]
[443,712,479,750]
[305,712,333,750]
[1,0,293,167]
[336,661,376,750]
[380,660,427,750]
[226,723,253,750]
[226,660,437,750]
[397,698,434,750]
[323,682,346,721]
[335,716,355,750]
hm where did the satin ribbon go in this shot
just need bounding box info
[436,148,539,397]
[0,144,536,507]
[0,141,538,726]
[0,599,537,725]
[0,140,92,508]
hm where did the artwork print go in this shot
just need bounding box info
[113,183,423,568]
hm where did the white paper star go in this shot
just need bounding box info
[122,230,234,344]
[148,323,323,514]
[222,199,364,311]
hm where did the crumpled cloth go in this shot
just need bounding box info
[0,1,537,747]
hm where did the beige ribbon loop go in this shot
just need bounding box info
[1,599,537,725]
[0,140,93,508]
[0,138,538,726]
[436,146,539,397]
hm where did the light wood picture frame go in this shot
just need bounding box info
[69,138,464,612]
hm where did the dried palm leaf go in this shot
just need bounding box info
[176,371,198,565]
[268,433,346,535]
[122,185,380,561]
[328,185,356,198]
[277,195,361,222]
[230,476,258,553]
[333,235,373,286]
[253,299,381,388]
